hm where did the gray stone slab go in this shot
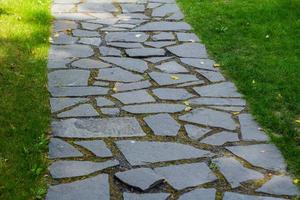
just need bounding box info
[184,124,211,140]
[57,104,99,118]
[116,140,213,165]
[49,44,94,58]
[51,33,77,45]
[99,46,121,56]
[149,72,199,86]
[113,23,137,29]
[155,61,188,73]
[96,97,115,107]
[152,4,180,17]
[189,97,246,106]
[256,175,300,196]
[201,131,239,145]
[226,144,287,171]
[101,107,120,116]
[122,103,185,114]
[53,20,78,32]
[72,58,111,69]
[147,2,161,8]
[152,88,194,100]
[107,42,143,48]
[97,67,144,82]
[118,13,149,19]
[152,32,175,41]
[125,48,165,57]
[87,18,118,25]
[53,13,95,21]
[46,174,109,200]
[49,160,119,178]
[78,37,102,46]
[49,138,83,159]
[176,80,205,87]
[166,11,184,20]
[52,117,146,138]
[120,3,145,13]
[180,58,216,71]
[134,22,191,31]
[47,57,73,69]
[114,80,152,92]
[48,70,90,87]
[176,33,200,42]
[81,22,103,30]
[115,168,164,191]
[178,188,216,200]
[100,57,148,73]
[179,108,237,130]
[223,192,286,200]
[209,106,245,112]
[50,97,88,113]
[49,86,109,97]
[197,69,225,82]
[239,114,269,141]
[193,82,242,97]
[72,29,99,37]
[167,43,208,58]
[105,32,148,42]
[145,41,176,48]
[112,90,155,104]
[144,113,180,136]
[78,2,117,12]
[74,140,112,157]
[154,162,217,190]
[144,57,173,63]
[123,192,170,200]
[213,157,264,188]
[93,81,110,86]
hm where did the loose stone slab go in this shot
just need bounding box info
[179,108,237,130]
[52,117,146,138]
[78,37,102,46]
[176,33,200,42]
[201,131,239,146]
[49,86,109,97]
[239,114,269,141]
[97,67,144,82]
[180,58,216,71]
[155,61,188,73]
[49,160,119,178]
[145,41,176,48]
[50,98,88,113]
[101,108,120,116]
[72,58,111,69]
[74,140,112,157]
[105,32,148,42]
[57,104,99,118]
[178,188,216,200]
[49,138,83,159]
[96,97,115,107]
[51,33,77,45]
[134,22,191,31]
[154,163,217,190]
[122,103,185,114]
[149,72,199,86]
[213,157,264,188]
[123,192,170,200]
[116,140,213,165]
[49,44,94,58]
[167,43,208,58]
[184,124,211,140]
[189,97,246,106]
[48,70,90,86]
[100,57,148,73]
[115,168,164,191]
[112,90,155,104]
[114,80,152,92]
[152,32,175,41]
[226,144,287,171]
[256,175,300,196]
[125,48,165,57]
[107,42,143,48]
[144,113,180,136]
[197,69,225,82]
[99,46,121,56]
[120,3,145,13]
[193,82,242,97]
[223,192,286,200]
[78,2,117,12]
[72,29,99,37]
[46,174,109,200]
[152,88,194,100]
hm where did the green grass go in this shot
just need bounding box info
[0,0,51,199]
[177,0,300,178]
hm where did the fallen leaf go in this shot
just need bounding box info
[184,106,192,112]
[295,119,300,124]
[171,75,179,80]
[213,63,220,67]
[293,179,299,184]
[183,101,190,106]
[232,112,239,116]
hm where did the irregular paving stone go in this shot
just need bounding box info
[49,138,83,159]
[197,69,225,82]
[96,97,115,107]
[193,82,242,97]
[226,144,287,171]
[178,188,216,200]
[72,29,99,37]
[99,46,121,56]
[123,192,170,200]
[180,58,216,71]
[154,163,217,190]
[149,71,199,86]
[145,41,176,48]
[47,57,73,69]
[51,33,77,45]
[48,70,90,86]
[179,108,237,130]
[176,33,200,42]
[134,21,191,31]
[118,13,149,19]
[189,97,246,106]
[209,106,245,112]
[78,37,102,46]
[213,157,264,188]
[49,86,109,97]
[100,57,148,73]
[152,4,180,17]
[122,103,185,114]
[81,22,103,30]
[50,98,88,113]
[49,160,119,178]
[97,67,143,82]
[116,140,213,165]
[53,20,78,32]
[52,117,146,138]
[184,124,211,140]
[113,23,137,29]
[167,11,184,20]
[112,90,155,104]
[125,48,165,57]
[239,114,269,141]
[176,80,205,87]
[105,32,148,42]
[57,104,99,118]
[101,107,120,116]
[49,44,94,58]
[53,13,96,21]
[256,175,300,196]
[115,168,164,191]
[46,174,109,200]
[152,88,194,100]
[147,2,162,9]
[223,192,286,200]
[78,2,117,12]
[101,27,127,31]
[115,80,152,92]
[152,32,175,41]
[144,113,180,136]
[74,140,112,157]
[144,56,173,63]
[120,3,145,13]
[167,43,208,58]
[155,61,188,73]
[72,58,111,69]
[107,42,143,48]
[201,131,239,145]
[87,18,118,26]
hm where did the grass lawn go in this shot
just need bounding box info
[177,0,300,178]
[0,0,51,199]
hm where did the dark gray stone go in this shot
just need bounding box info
[201,131,239,145]
[107,42,143,48]
[125,48,165,57]
[178,188,216,200]
[167,43,208,58]
[193,82,242,97]
[74,140,112,157]
[49,44,94,58]
[184,124,211,140]
[152,4,180,17]
[96,97,115,107]
[72,58,111,69]
[49,138,83,159]
[99,46,121,56]
[179,108,237,130]
[114,80,152,92]
[78,37,102,46]
[123,192,170,200]
[223,192,287,200]
[78,2,117,12]
[57,104,99,118]
[189,97,246,106]
[144,113,180,136]
[113,23,136,29]
[197,69,225,82]
[112,90,155,104]
[149,72,199,86]
[116,140,213,165]
[152,88,194,100]
[97,67,144,82]
[155,61,188,73]
[122,103,186,114]
[239,114,269,141]
[154,162,217,190]
[51,33,77,45]
[152,32,175,41]
[50,98,88,113]
[52,117,146,138]
[134,22,191,31]
[101,108,120,116]
[180,58,216,71]
[48,70,90,87]
[49,86,109,97]
[145,41,176,48]
[176,33,200,42]
[100,57,148,73]
[81,22,103,30]
[120,3,145,13]
[105,32,148,42]
[53,20,77,32]
[72,29,99,37]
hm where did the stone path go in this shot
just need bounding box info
[46,0,300,199]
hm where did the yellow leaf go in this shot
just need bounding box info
[54,33,59,37]
[232,112,240,116]
[213,63,220,67]
[295,119,300,124]
[293,179,299,184]
[112,85,117,92]
[171,75,179,80]
[183,101,190,106]
[184,106,192,112]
